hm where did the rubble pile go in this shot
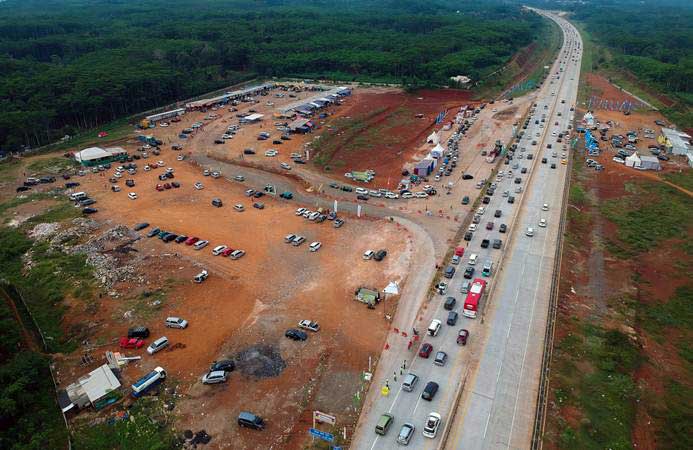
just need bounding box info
[49,218,101,250]
[28,222,61,240]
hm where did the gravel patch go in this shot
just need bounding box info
[234,344,286,379]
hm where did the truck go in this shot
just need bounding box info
[131,366,166,397]
[355,287,381,309]
[137,135,163,147]
[463,278,487,319]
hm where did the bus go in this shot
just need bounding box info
[463,278,487,319]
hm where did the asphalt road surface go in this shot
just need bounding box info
[448,10,582,450]
[348,8,582,450]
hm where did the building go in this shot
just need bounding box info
[74,147,128,167]
[639,155,661,171]
[414,159,434,176]
[185,83,274,110]
[239,113,264,124]
[288,118,314,133]
[146,108,185,124]
[279,86,351,115]
[660,127,691,155]
[59,364,121,413]
[450,75,471,85]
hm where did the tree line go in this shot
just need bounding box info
[0,0,544,152]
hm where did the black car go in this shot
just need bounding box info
[16,186,30,192]
[171,181,181,188]
[272,140,283,145]
[447,311,459,326]
[492,239,502,249]
[133,222,149,231]
[341,186,353,192]
[214,139,224,144]
[550,163,556,169]
[147,227,161,238]
[462,174,474,180]
[82,207,98,214]
[494,209,501,218]
[357,194,369,201]
[527,154,533,160]
[254,191,264,198]
[65,182,81,188]
[499,224,507,233]
[294,159,306,164]
[175,235,188,243]
[464,231,473,241]
[126,179,135,187]
[210,360,236,372]
[163,234,177,242]
[521,167,527,174]
[508,196,515,204]
[514,177,521,184]
[481,239,490,248]
[541,158,547,164]
[253,202,265,209]
[422,381,439,401]
[243,149,256,155]
[128,326,150,339]
[463,266,475,279]
[374,249,387,261]
[482,196,491,204]
[444,297,456,310]
[285,329,308,341]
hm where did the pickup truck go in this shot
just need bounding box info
[298,320,320,332]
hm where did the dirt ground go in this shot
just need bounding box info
[35,137,414,448]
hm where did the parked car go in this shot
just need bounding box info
[210,360,235,372]
[119,337,145,349]
[374,249,387,261]
[201,370,228,384]
[298,320,320,332]
[309,242,322,252]
[147,336,169,354]
[230,249,245,260]
[285,329,307,341]
[457,329,469,345]
[193,270,208,283]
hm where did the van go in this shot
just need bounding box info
[460,280,471,294]
[375,413,394,435]
[402,373,419,392]
[482,261,493,277]
[147,336,169,355]
[469,254,478,265]
[69,192,87,201]
[428,319,442,336]
[238,411,265,430]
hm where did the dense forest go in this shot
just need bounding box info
[0,0,543,152]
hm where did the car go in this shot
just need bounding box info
[165,317,188,329]
[468,224,477,232]
[397,423,415,445]
[221,247,235,257]
[193,270,209,284]
[193,240,209,250]
[482,196,490,204]
[542,203,549,211]
[363,250,375,260]
[539,218,547,227]
[185,236,199,245]
[175,235,187,243]
[402,372,419,392]
[230,249,245,259]
[292,236,306,247]
[526,227,535,237]
[285,328,307,341]
[434,351,447,366]
[444,296,456,310]
[499,224,507,233]
[280,162,291,170]
[457,329,469,345]
[210,360,235,372]
[234,175,245,182]
[133,222,149,231]
[494,209,502,218]
[480,239,490,249]
[423,412,442,439]
[309,242,322,252]
[202,370,228,384]
[447,311,459,326]
[375,413,394,436]
[421,381,439,401]
[279,191,293,199]
[128,192,138,200]
[542,157,547,164]
[374,249,387,261]
[508,196,515,204]
[492,239,502,249]
[551,163,556,169]
[461,196,470,205]
[155,184,164,192]
[464,266,475,279]
[119,337,145,349]
[486,221,494,230]
[234,204,245,212]
[212,245,228,256]
[334,218,345,228]
[194,182,204,190]
[435,282,447,295]
[419,343,433,358]
[464,231,473,241]
[147,336,169,354]
[298,320,320,332]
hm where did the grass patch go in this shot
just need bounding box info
[25,157,78,175]
[569,184,589,207]
[0,192,57,217]
[26,201,80,225]
[0,158,22,182]
[599,181,692,257]
[73,396,177,450]
[653,381,693,448]
[663,171,693,193]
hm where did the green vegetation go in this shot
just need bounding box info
[26,157,78,175]
[0,0,543,152]
[600,182,693,257]
[663,171,693,192]
[74,398,177,450]
[569,1,693,127]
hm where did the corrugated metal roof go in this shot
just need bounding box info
[80,365,121,403]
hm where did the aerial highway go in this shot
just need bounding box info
[350,9,582,450]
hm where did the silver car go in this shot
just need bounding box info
[397,423,415,445]
[201,370,228,384]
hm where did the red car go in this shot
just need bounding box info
[457,329,469,346]
[419,343,433,358]
[119,337,145,349]
[185,236,199,245]
[221,247,235,257]
[164,183,172,189]
[155,184,164,191]
[486,221,494,230]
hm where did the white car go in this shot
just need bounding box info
[234,204,245,212]
[212,245,228,256]
[280,162,291,170]
[194,182,204,190]
[298,320,320,332]
[355,187,369,195]
[159,122,169,127]
[309,242,322,252]
[144,165,151,172]
[177,155,185,161]
[165,317,188,329]
[477,206,486,215]
[128,192,137,200]
[264,150,278,157]
[539,218,547,227]
[526,227,535,237]
[193,270,208,283]
[423,412,442,438]
[384,192,399,199]
[468,224,477,232]
[295,207,307,216]
[542,203,549,211]
[229,249,245,260]
[401,192,414,199]
[363,250,375,260]
[114,172,123,178]
[194,240,209,250]
[415,192,428,198]
[157,160,164,166]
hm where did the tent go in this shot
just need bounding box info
[383,282,399,295]
[625,152,641,168]
[430,143,445,159]
[427,131,439,145]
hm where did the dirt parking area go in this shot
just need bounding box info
[55,148,412,448]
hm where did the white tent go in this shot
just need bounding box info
[625,152,641,168]
[427,131,439,145]
[430,143,445,158]
[383,282,399,295]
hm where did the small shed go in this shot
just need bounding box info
[414,159,434,176]
[60,364,121,413]
[639,155,661,171]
